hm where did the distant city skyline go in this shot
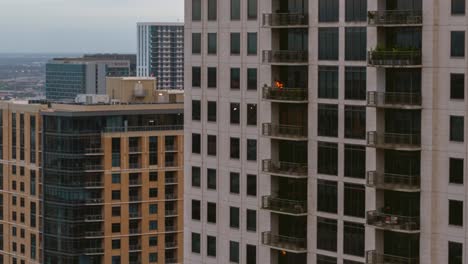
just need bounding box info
[0,0,184,53]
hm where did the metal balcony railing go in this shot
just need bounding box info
[129,212,141,218]
[366,250,419,264]
[84,181,103,188]
[262,232,307,252]
[367,92,422,108]
[368,50,422,66]
[84,231,104,237]
[84,248,104,254]
[165,161,179,168]
[165,258,179,264]
[367,171,420,191]
[263,50,308,64]
[129,146,142,153]
[367,131,421,149]
[367,210,420,232]
[165,193,178,200]
[368,10,423,25]
[166,225,177,232]
[84,164,104,171]
[129,228,141,234]
[262,86,308,102]
[129,195,141,202]
[166,144,177,151]
[85,198,104,204]
[262,13,309,27]
[84,147,104,155]
[262,159,308,177]
[129,163,141,169]
[104,125,183,133]
[129,244,142,251]
[262,196,307,215]
[165,176,178,184]
[85,215,103,221]
[262,123,307,139]
[165,209,178,216]
[129,179,142,185]
[165,241,178,248]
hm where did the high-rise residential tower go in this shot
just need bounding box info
[0,88,185,264]
[184,0,468,263]
[137,23,184,90]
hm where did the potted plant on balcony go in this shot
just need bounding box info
[368,11,375,24]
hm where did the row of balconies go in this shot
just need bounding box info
[261,10,421,27]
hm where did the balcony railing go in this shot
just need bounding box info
[165,176,178,184]
[262,232,307,252]
[104,125,183,133]
[129,195,141,202]
[129,179,142,185]
[165,161,179,168]
[84,231,104,237]
[85,198,104,204]
[366,250,419,264]
[84,181,103,188]
[262,160,308,177]
[85,215,103,221]
[262,13,309,27]
[262,86,308,102]
[129,212,142,218]
[368,10,423,25]
[367,131,421,149]
[165,258,179,264]
[165,193,178,200]
[84,164,104,171]
[129,163,141,169]
[368,50,422,67]
[263,50,308,64]
[84,147,104,155]
[262,196,307,215]
[367,211,420,232]
[367,171,420,191]
[129,146,142,153]
[367,92,421,108]
[262,123,307,139]
[84,248,104,254]
[166,241,178,248]
[129,244,142,251]
[129,228,141,234]
[166,225,177,232]
[165,209,178,216]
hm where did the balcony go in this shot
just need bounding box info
[367,92,422,109]
[129,228,141,234]
[129,146,142,153]
[165,258,179,264]
[367,131,421,150]
[262,86,308,103]
[368,10,423,26]
[366,250,419,264]
[367,211,420,233]
[84,148,104,156]
[85,215,103,222]
[165,161,179,168]
[84,231,104,237]
[129,163,142,169]
[262,160,308,178]
[84,248,104,255]
[129,195,141,202]
[261,196,307,215]
[84,164,104,172]
[166,225,177,232]
[166,241,178,248]
[165,193,178,200]
[84,181,104,188]
[262,232,307,253]
[262,50,308,64]
[262,13,308,28]
[85,198,104,204]
[129,244,142,251]
[368,49,422,67]
[367,171,420,192]
[129,179,142,186]
[262,123,307,140]
[165,176,178,184]
[129,212,142,218]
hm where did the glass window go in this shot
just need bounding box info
[317,217,337,252]
[317,255,337,264]
[192,100,201,121]
[449,241,463,264]
[231,33,240,55]
[207,101,217,122]
[192,233,201,253]
[112,190,120,200]
[230,103,240,124]
[450,116,464,142]
[149,236,157,246]
[192,166,201,187]
[208,33,217,54]
[451,73,465,100]
[319,0,339,22]
[207,202,216,223]
[246,209,256,231]
[450,158,464,184]
[345,27,367,61]
[317,180,337,213]
[192,0,201,21]
[345,67,366,100]
[319,28,339,60]
[318,142,338,175]
[247,174,257,196]
[318,104,338,137]
[246,244,256,264]
[230,206,240,228]
[451,31,465,57]
[318,66,338,99]
[192,200,201,220]
[208,0,217,21]
[207,236,217,257]
[207,67,217,88]
[247,139,257,161]
[452,0,466,15]
[207,135,217,156]
[192,133,201,154]
[149,253,157,263]
[230,137,240,159]
[192,67,201,87]
[344,105,366,139]
[112,173,120,184]
[247,68,258,90]
[230,241,240,263]
[247,0,257,20]
[192,33,201,54]
[231,0,240,20]
[345,0,367,21]
[344,144,366,179]
[344,183,365,218]
[112,239,120,249]
[231,68,240,89]
[343,222,365,257]
[247,104,257,126]
[230,172,240,194]
[207,168,216,190]
[449,200,463,226]
[247,33,257,55]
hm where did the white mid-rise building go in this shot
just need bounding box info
[184,0,468,263]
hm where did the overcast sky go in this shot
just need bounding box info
[0,0,184,54]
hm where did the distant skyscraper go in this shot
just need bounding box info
[137,22,184,89]
[45,57,132,101]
